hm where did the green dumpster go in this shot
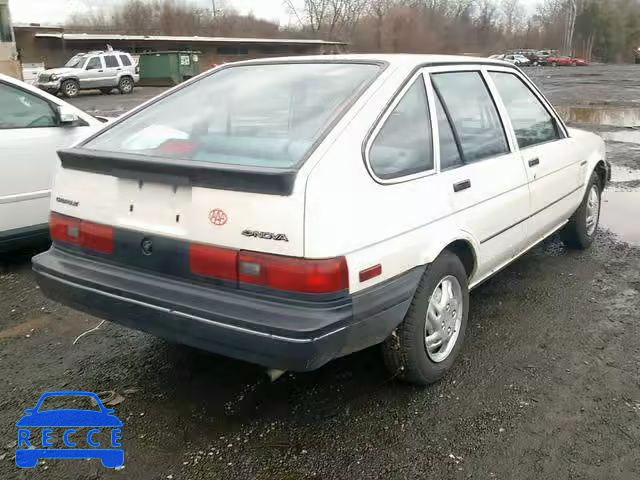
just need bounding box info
[138,51,201,86]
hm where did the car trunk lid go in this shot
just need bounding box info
[53,149,305,274]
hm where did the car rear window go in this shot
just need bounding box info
[85,63,381,169]
[119,54,132,66]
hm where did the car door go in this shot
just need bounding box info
[81,56,105,88]
[486,68,582,246]
[426,67,531,284]
[102,54,121,87]
[0,81,94,236]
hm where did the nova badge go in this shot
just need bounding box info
[242,230,289,242]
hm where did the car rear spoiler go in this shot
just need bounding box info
[57,148,298,196]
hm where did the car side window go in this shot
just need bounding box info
[369,78,433,180]
[119,55,132,67]
[104,55,119,68]
[490,72,561,149]
[434,93,464,170]
[431,71,509,163]
[0,82,58,129]
[85,57,102,70]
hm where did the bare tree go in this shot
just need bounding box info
[283,0,368,37]
[369,0,396,49]
[563,0,578,55]
[500,0,523,35]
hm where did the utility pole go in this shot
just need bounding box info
[212,0,216,17]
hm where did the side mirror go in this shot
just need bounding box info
[58,105,79,124]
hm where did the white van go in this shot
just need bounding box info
[33,55,609,385]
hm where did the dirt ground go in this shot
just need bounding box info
[1,65,640,479]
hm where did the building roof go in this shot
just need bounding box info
[33,32,346,46]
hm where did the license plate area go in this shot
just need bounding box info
[117,179,192,235]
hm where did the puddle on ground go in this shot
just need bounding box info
[601,129,640,144]
[600,191,640,246]
[557,106,640,127]
[611,164,640,183]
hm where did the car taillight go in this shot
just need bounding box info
[189,244,238,282]
[49,213,113,254]
[238,251,349,294]
[189,244,349,294]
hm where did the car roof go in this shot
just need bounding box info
[231,53,516,69]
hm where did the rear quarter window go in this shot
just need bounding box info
[119,55,132,67]
[84,63,381,169]
[104,55,119,68]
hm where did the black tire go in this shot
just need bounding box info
[118,76,134,94]
[61,79,79,98]
[382,251,469,386]
[552,61,558,67]
[100,87,113,95]
[561,172,602,250]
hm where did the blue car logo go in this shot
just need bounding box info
[15,391,124,469]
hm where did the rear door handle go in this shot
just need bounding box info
[528,158,540,167]
[453,179,471,192]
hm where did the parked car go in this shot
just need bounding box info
[35,50,140,98]
[509,49,540,65]
[0,74,105,252]
[33,55,610,385]
[547,56,588,67]
[535,50,557,65]
[546,56,570,67]
[504,54,532,66]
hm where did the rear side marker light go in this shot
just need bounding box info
[49,213,113,254]
[359,264,382,283]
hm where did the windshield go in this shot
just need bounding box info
[85,63,381,169]
[65,54,87,69]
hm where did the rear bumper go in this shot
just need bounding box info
[33,248,421,371]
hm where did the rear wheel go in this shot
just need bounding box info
[118,76,134,94]
[61,79,79,98]
[552,61,558,67]
[561,172,601,249]
[382,251,469,386]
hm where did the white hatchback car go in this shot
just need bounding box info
[0,74,104,252]
[33,55,609,385]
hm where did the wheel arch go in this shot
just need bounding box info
[442,239,477,279]
[594,160,608,190]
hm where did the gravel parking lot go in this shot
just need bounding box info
[1,65,640,480]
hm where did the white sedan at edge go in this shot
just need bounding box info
[0,73,105,252]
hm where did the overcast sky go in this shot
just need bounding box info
[9,0,540,27]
